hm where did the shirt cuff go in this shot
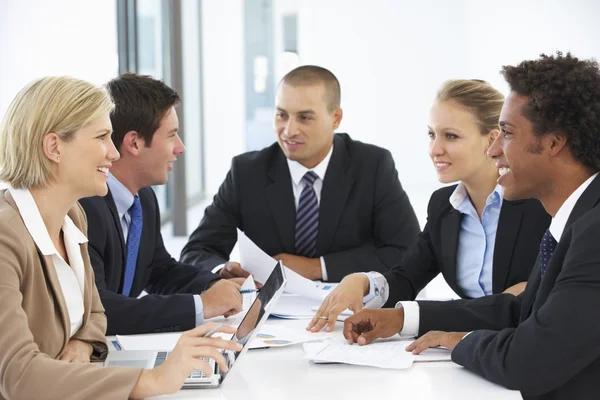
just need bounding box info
[461,331,473,340]
[211,263,226,274]
[360,271,389,308]
[193,294,205,326]
[396,301,419,337]
[320,257,328,281]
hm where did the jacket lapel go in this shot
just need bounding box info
[40,253,70,347]
[316,135,354,255]
[265,150,297,253]
[104,190,127,269]
[524,173,600,318]
[3,192,71,345]
[440,208,465,297]
[492,200,524,293]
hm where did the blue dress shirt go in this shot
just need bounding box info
[451,183,503,298]
[107,174,205,324]
[363,182,504,306]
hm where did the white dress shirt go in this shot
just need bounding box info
[9,187,87,338]
[364,172,599,337]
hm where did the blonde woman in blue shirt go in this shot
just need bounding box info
[309,79,550,333]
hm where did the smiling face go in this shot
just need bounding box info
[274,83,342,168]
[428,100,495,184]
[488,92,553,200]
[136,106,185,187]
[56,112,120,198]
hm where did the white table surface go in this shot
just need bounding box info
[109,318,520,400]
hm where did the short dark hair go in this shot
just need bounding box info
[105,73,180,150]
[502,51,600,171]
[280,65,341,112]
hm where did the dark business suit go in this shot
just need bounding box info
[181,133,421,282]
[383,185,550,305]
[80,187,220,335]
[416,174,600,399]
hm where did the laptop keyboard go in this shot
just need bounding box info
[154,351,210,379]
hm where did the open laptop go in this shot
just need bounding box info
[104,261,286,388]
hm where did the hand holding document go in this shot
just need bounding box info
[237,229,327,301]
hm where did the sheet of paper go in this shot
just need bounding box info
[237,229,327,300]
[303,339,414,369]
[303,339,451,364]
[250,323,328,348]
[270,294,348,321]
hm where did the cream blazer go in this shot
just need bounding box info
[0,190,142,400]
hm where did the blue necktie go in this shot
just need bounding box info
[122,196,143,296]
[295,171,319,258]
[539,229,557,279]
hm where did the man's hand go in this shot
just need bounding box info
[307,274,370,333]
[343,308,405,345]
[503,281,527,296]
[405,331,467,354]
[201,279,243,319]
[58,339,93,363]
[273,253,322,280]
[219,262,250,280]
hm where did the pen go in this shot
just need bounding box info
[239,288,260,294]
[203,323,224,338]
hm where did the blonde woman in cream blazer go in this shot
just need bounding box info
[0,76,242,400]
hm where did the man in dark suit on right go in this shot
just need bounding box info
[342,52,600,399]
[181,66,420,282]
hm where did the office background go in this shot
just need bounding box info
[1,0,599,297]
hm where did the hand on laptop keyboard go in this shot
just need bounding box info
[133,323,242,397]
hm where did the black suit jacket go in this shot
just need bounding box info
[416,174,600,399]
[181,133,420,282]
[80,187,220,335]
[382,185,550,304]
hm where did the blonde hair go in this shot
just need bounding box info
[0,76,114,189]
[436,79,505,135]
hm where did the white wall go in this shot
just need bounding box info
[0,0,118,118]
[287,0,600,225]
[201,0,247,195]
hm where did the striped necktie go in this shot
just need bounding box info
[295,171,319,257]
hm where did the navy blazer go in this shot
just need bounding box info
[383,185,551,305]
[418,174,600,399]
[80,187,219,335]
[180,133,421,282]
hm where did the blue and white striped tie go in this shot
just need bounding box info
[295,171,319,257]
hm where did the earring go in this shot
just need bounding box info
[56,156,60,162]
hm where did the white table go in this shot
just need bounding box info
[116,319,520,400]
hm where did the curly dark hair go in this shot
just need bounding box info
[502,51,600,171]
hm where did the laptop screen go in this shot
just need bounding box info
[226,261,285,367]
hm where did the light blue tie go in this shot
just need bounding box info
[122,196,142,296]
